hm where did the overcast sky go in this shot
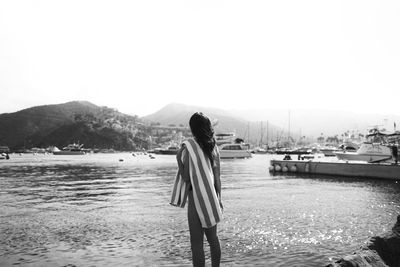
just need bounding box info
[1,0,399,116]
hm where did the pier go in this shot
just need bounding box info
[270,159,400,180]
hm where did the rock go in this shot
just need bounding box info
[326,215,400,267]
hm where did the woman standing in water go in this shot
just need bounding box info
[175,112,223,267]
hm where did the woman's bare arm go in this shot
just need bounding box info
[212,149,221,197]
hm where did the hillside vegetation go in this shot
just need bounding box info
[0,101,146,151]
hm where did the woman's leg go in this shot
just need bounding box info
[188,193,205,266]
[204,225,221,267]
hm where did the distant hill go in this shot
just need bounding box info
[142,103,284,144]
[0,101,143,151]
[142,103,400,144]
[4,101,393,151]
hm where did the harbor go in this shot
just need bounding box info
[2,0,400,265]
[1,153,399,266]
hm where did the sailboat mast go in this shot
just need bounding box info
[248,122,250,145]
[288,110,291,144]
[266,121,269,148]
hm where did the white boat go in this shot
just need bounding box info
[215,132,252,159]
[153,145,180,155]
[319,146,342,157]
[219,143,252,159]
[53,143,86,155]
[334,142,392,162]
[215,133,236,145]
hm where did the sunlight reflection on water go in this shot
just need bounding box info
[0,153,399,266]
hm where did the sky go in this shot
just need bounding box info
[1,0,399,117]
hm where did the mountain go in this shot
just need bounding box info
[4,101,395,151]
[0,101,143,151]
[142,103,283,144]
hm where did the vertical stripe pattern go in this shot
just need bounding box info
[170,170,190,208]
[184,139,222,228]
[170,148,190,208]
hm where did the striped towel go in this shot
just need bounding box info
[170,150,190,208]
[184,138,222,228]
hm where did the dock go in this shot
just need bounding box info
[270,158,400,180]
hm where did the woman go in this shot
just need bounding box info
[176,112,223,267]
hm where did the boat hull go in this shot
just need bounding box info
[270,159,400,180]
[320,148,341,157]
[155,150,178,155]
[220,150,252,159]
[53,151,85,155]
[334,152,391,162]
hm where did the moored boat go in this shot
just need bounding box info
[153,145,180,155]
[215,132,252,159]
[334,142,392,163]
[53,143,86,155]
[215,133,236,145]
[219,143,252,159]
[269,158,400,180]
[319,146,342,157]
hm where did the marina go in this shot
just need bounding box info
[1,153,399,266]
[2,1,400,265]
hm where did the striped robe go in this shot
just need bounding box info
[184,138,222,228]
[170,151,190,208]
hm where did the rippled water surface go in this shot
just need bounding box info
[1,153,399,266]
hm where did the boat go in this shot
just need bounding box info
[153,145,180,155]
[334,142,392,163]
[215,133,236,145]
[319,145,342,157]
[269,158,400,180]
[219,143,252,159]
[215,132,252,159]
[53,143,86,155]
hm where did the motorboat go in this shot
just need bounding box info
[215,132,252,159]
[319,146,342,157]
[219,143,252,159]
[53,143,86,155]
[153,145,180,155]
[215,133,236,145]
[334,142,392,162]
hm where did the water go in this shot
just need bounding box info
[0,153,399,267]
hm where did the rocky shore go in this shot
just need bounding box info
[326,215,400,267]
